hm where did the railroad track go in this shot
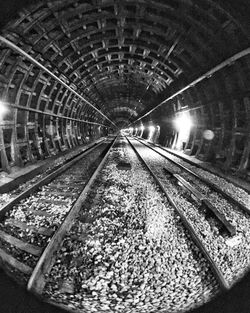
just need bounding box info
[162,167,236,236]
[135,137,250,215]
[127,137,231,291]
[132,137,244,237]
[0,135,247,312]
[133,136,240,237]
[128,137,250,289]
[0,138,106,207]
[133,137,250,232]
[0,136,117,284]
[24,135,220,313]
[149,139,250,193]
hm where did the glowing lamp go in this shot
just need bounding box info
[174,113,193,149]
[174,114,193,131]
[148,125,156,141]
[203,129,215,140]
[0,101,8,117]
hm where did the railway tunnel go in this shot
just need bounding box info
[0,0,250,312]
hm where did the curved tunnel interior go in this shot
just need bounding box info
[0,0,249,174]
[0,0,249,312]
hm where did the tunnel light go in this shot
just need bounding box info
[0,101,8,118]
[148,125,156,141]
[174,112,193,150]
[203,129,215,140]
[174,114,193,131]
[138,125,144,137]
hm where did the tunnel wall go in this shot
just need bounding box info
[0,0,249,177]
[145,53,250,176]
[136,55,250,178]
[0,45,103,172]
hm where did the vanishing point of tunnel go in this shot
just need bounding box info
[0,1,249,313]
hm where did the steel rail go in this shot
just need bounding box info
[0,139,106,219]
[136,137,250,215]
[126,136,230,291]
[27,136,118,294]
[129,47,250,126]
[0,36,117,128]
[162,168,236,237]
[153,141,250,193]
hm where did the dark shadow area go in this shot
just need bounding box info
[1,267,250,313]
[0,269,65,313]
[0,0,250,312]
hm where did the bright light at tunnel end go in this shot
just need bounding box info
[120,127,134,135]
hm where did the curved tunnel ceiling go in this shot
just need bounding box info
[0,1,249,312]
[0,0,249,128]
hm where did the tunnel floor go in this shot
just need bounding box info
[0,267,250,313]
[0,136,249,313]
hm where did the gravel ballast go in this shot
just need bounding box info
[0,142,109,281]
[43,137,219,313]
[149,142,250,209]
[130,138,250,286]
[0,139,105,207]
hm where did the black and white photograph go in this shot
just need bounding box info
[0,0,249,312]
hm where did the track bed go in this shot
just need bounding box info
[0,138,113,284]
[37,137,219,313]
[130,137,250,286]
